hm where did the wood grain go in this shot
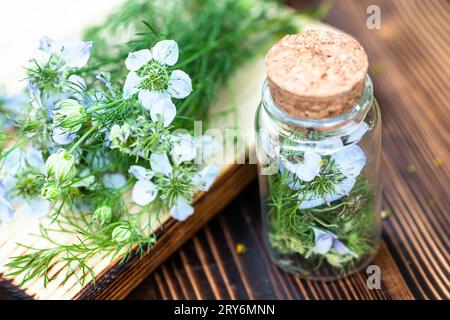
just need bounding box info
[126,0,450,300]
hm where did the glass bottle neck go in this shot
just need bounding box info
[262,75,373,137]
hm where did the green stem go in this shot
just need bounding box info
[68,123,100,154]
[90,100,122,113]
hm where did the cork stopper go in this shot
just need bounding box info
[265,29,369,119]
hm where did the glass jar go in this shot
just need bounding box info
[255,75,382,280]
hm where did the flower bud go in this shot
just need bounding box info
[109,124,135,154]
[92,205,112,226]
[40,181,61,201]
[112,224,132,243]
[53,99,87,133]
[45,149,76,182]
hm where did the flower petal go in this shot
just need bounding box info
[298,192,325,209]
[167,70,192,99]
[150,98,176,127]
[129,165,154,181]
[132,180,157,206]
[313,234,334,255]
[19,198,51,218]
[52,127,77,145]
[332,145,366,178]
[123,72,140,99]
[138,90,171,111]
[151,40,179,66]
[150,153,172,177]
[102,173,126,189]
[192,165,220,191]
[170,197,194,221]
[171,134,196,164]
[25,147,45,173]
[295,152,322,182]
[333,240,357,257]
[2,147,25,176]
[346,121,369,143]
[0,198,14,222]
[0,183,6,198]
[325,177,356,203]
[125,49,152,71]
[59,40,93,68]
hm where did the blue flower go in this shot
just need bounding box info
[36,36,92,69]
[312,228,356,257]
[0,183,14,222]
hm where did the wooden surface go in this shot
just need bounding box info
[126,0,450,300]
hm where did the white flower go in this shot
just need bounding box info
[332,145,366,178]
[170,197,194,221]
[129,165,154,181]
[102,173,126,189]
[192,165,220,191]
[122,40,192,127]
[129,165,158,206]
[281,151,322,182]
[37,37,92,68]
[150,152,172,177]
[1,146,45,176]
[132,180,157,206]
[171,134,196,164]
[346,121,369,143]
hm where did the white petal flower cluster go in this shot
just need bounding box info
[1,36,220,234]
[129,140,220,221]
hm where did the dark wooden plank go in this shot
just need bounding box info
[127,0,449,300]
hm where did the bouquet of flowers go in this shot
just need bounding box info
[0,0,298,286]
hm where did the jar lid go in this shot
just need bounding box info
[265,29,369,119]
